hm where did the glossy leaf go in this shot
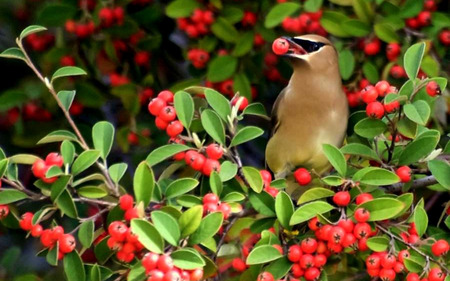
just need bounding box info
[51,66,87,83]
[0,190,28,204]
[71,150,101,176]
[340,143,380,161]
[204,89,232,122]
[298,188,335,204]
[57,90,76,112]
[171,248,206,270]
[219,161,238,182]
[403,42,425,80]
[78,220,94,248]
[166,0,199,18]
[78,186,108,199]
[403,100,431,126]
[338,50,355,80]
[37,130,78,144]
[265,3,301,28]
[428,159,450,189]
[359,168,400,185]
[201,109,225,145]
[189,212,223,245]
[290,201,334,225]
[275,191,294,229]
[152,211,180,246]
[367,236,389,252]
[174,91,195,129]
[354,118,387,138]
[249,192,276,217]
[209,171,223,196]
[165,178,198,199]
[179,205,203,237]
[242,166,264,193]
[211,18,239,43]
[61,140,75,165]
[50,175,71,201]
[63,251,85,281]
[357,198,405,221]
[322,144,347,177]
[0,47,26,61]
[398,136,439,165]
[413,205,428,237]
[92,121,115,160]
[133,161,154,206]
[146,144,190,166]
[108,163,128,184]
[230,126,264,147]
[130,219,164,254]
[246,245,283,265]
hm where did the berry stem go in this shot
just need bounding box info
[16,39,119,197]
[376,224,450,274]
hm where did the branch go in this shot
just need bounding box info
[383,175,438,192]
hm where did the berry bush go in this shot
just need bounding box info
[0,0,449,281]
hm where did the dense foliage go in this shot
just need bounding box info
[0,1,449,281]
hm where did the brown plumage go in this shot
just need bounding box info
[266,35,348,184]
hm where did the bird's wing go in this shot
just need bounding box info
[270,87,287,136]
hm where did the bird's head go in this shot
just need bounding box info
[277,35,337,72]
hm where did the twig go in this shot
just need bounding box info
[384,175,438,192]
[376,224,450,274]
[1,178,45,199]
[73,197,117,206]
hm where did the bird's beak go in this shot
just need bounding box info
[281,36,308,58]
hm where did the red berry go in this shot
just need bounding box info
[431,240,449,256]
[367,268,380,277]
[0,205,9,219]
[354,208,370,223]
[190,268,203,281]
[366,101,385,119]
[218,202,231,219]
[300,254,315,269]
[134,51,150,66]
[158,106,177,122]
[396,166,412,183]
[206,143,223,160]
[356,193,373,205]
[155,117,169,130]
[426,81,441,97]
[333,191,351,207]
[124,207,139,221]
[393,262,404,273]
[166,121,184,137]
[439,30,450,46]
[40,229,55,248]
[185,151,204,171]
[294,168,311,185]
[308,217,320,231]
[231,96,249,111]
[354,223,371,239]
[202,158,221,176]
[59,234,76,253]
[19,212,34,231]
[329,226,346,245]
[366,254,381,269]
[142,252,160,272]
[381,254,396,269]
[364,38,381,56]
[314,254,327,267]
[260,170,272,186]
[337,218,354,233]
[341,233,357,248]
[301,238,318,254]
[31,224,43,237]
[358,237,369,251]
[291,263,305,278]
[60,55,76,67]
[148,98,166,116]
[32,159,48,178]
[398,250,410,263]
[417,11,431,26]
[428,268,446,281]
[203,193,219,205]
[257,272,274,281]
[232,258,247,272]
[407,273,421,281]
[108,221,128,241]
[386,43,401,61]
[304,267,320,281]
[288,244,302,262]
[158,91,174,103]
[390,65,406,78]
[113,7,124,25]
[157,254,174,272]
[379,268,396,281]
[119,194,134,211]
[147,269,164,281]
[384,101,400,113]
[272,38,289,55]
[375,81,390,97]
[99,7,115,27]
[361,86,379,104]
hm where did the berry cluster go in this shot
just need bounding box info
[147,91,184,137]
[187,49,210,69]
[65,20,95,39]
[183,145,222,177]
[281,11,327,37]
[109,73,131,87]
[19,212,76,259]
[405,0,435,30]
[25,33,54,52]
[31,153,64,184]
[22,102,52,122]
[176,8,215,38]
[202,193,231,219]
[142,252,203,281]
[99,7,125,28]
[260,170,279,197]
[263,53,282,82]
[107,221,144,263]
[119,194,140,221]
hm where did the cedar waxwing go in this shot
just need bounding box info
[266,35,348,191]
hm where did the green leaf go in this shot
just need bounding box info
[353,0,374,23]
[0,47,26,61]
[174,91,195,129]
[71,150,100,176]
[210,17,239,43]
[51,66,87,83]
[264,3,301,28]
[290,201,334,225]
[404,257,425,273]
[357,198,404,221]
[413,206,428,237]
[37,3,77,26]
[249,192,276,217]
[0,159,8,178]
[78,220,94,249]
[403,100,431,126]
[146,144,190,166]
[275,191,294,229]
[134,161,154,206]
[201,109,225,145]
[360,168,400,185]
[9,154,40,165]
[243,103,268,118]
[171,249,206,270]
[233,72,252,100]
[367,236,389,252]
[0,190,28,204]
[78,186,108,199]
[206,55,238,82]
[231,126,264,147]
[127,263,145,281]
[209,171,223,196]
[341,20,371,37]
[232,32,255,57]
[165,0,200,18]
[428,160,450,189]
[50,175,71,201]
[92,121,115,160]
[165,178,199,199]
[47,244,59,266]
[152,211,180,246]
[340,143,380,161]
[403,42,425,80]
[338,50,355,80]
[63,251,85,281]
[397,118,418,139]
[56,190,78,218]
[363,61,380,83]
[222,192,245,202]
[374,23,399,43]
[320,11,351,37]
[130,219,164,254]
[219,161,238,181]
[108,163,128,184]
[322,176,344,186]
[204,88,232,122]
[322,144,347,177]
[20,25,47,41]
[189,212,223,245]
[246,245,283,265]
[57,90,76,112]
[398,136,439,165]
[266,257,293,280]
[37,130,78,144]
[297,188,335,204]
[93,238,113,264]
[399,0,424,18]
[179,205,203,237]
[354,118,387,138]
[242,166,264,193]
[304,0,323,12]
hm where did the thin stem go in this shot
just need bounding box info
[1,178,45,199]
[73,197,117,206]
[16,39,119,197]
[376,224,450,274]
[384,175,438,192]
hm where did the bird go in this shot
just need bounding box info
[265,34,348,196]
